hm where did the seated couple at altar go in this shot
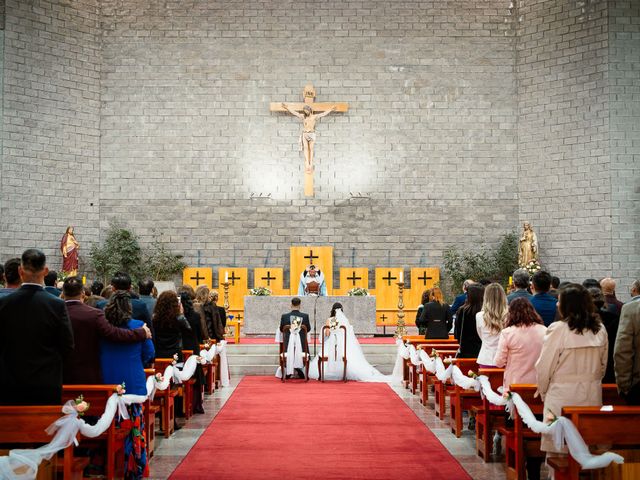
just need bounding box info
[279,298,398,383]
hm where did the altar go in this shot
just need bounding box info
[243,296,377,335]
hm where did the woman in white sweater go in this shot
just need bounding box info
[476,283,508,367]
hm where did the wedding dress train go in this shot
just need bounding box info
[307,309,400,383]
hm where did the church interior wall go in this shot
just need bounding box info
[0,0,637,295]
[0,0,102,261]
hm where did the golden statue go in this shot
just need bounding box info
[518,222,539,267]
[60,226,80,276]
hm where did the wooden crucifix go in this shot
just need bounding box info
[270,84,349,196]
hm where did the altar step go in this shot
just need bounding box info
[227,343,398,377]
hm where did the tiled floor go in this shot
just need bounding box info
[149,377,509,480]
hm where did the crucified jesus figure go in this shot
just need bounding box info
[281,103,336,173]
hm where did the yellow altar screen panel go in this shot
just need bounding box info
[374,268,404,311]
[217,268,248,311]
[253,268,285,295]
[337,268,369,295]
[183,267,212,290]
[289,246,333,295]
[408,268,441,310]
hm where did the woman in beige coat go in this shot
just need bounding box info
[535,284,608,455]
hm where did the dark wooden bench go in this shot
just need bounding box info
[474,368,505,461]
[417,348,458,405]
[0,405,86,479]
[433,357,476,421]
[448,358,481,437]
[199,342,218,394]
[408,343,458,396]
[181,350,197,419]
[548,405,640,480]
[505,383,624,480]
[402,336,457,388]
[152,358,181,438]
[62,385,128,480]
[143,368,160,458]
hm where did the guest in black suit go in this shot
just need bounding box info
[61,276,150,385]
[280,297,311,375]
[44,270,62,297]
[0,249,74,405]
[419,287,453,339]
[96,272,152,327]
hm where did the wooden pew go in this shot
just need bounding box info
[474,368,506,461]
[143,368,160,459]
[434,358,477,421]
[199,343,218,394]
[408,343,458,395]
[418,348,458,405]
[181,350,197,419]
[448,358,481,437]
[62,385,128,480]
[403,339,459,389]
[548,405,640,480]
[152,358,181,438]
[506,384,625,480]
[0,405,85,479]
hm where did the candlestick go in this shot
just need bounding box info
[394,281,407,338]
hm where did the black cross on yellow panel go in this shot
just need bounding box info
[253,268,285,295]
[408,267,441,311]
[374,268,403,310]
[183,267,212,290]
[338,268,368,294]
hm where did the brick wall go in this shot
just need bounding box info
[0,0,637,294]
[608,0,640,297]
[0,0,102,271]
[516,0,612,281]
[97,0,518,285]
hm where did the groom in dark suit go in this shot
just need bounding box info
[280,297,310,378]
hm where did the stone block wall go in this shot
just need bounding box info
[0,0,102,270]
[0,0,637,294]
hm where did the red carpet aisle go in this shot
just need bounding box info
[169,376,471,480]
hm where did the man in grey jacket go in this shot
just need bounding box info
[614,280,640,405]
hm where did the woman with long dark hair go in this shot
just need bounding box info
[100,291,155,479]
[152,291,192,361]
[454,283,484,358]
[179,291,205,414]
[535,284,607,458]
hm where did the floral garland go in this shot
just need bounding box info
[347,287,369,296]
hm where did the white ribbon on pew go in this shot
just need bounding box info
[461,374,624,470]
[391,339,406,379]
[0,346,222,480]
[398,346,628,471]
[216,341,230,387]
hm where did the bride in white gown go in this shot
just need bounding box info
[308,303,400,383]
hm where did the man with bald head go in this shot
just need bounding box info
[601,278,623,316]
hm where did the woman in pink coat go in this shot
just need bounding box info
[535,284,607,455]
[494,298,547,391]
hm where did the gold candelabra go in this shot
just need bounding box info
[394,281,407,338]
[222,281,231,336]
[222,281,230,311]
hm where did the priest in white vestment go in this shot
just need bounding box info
[297,265,327,296]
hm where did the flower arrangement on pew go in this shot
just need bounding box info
[115,383,126,396]
[329,317,339,331]
[74,395,90,416]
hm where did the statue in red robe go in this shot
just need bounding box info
[60,226,80,275]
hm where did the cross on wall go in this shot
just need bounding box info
[190,271,206,286]
[346,271,362,286]
[304,250,319,263]
[417,271,434,286]
[382,271,397,286]
[261,271,277,286]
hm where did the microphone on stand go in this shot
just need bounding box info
[313,293,320,357]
